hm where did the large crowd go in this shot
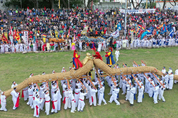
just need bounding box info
[0,8,178,53]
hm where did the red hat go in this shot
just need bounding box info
[109,47,113,52]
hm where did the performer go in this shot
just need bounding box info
[57,87,62,111]
[0,92,7,111]
[33,95,43,117]
[90,86,97,107]
[28,85,33,107]
[77,88,88,112]
[63,88,70,110]
[10,87,20,110]
[108,86,120,105]
[105,47,115,66]
[129,85,136,106]
[137,84,144,103]
[44,91,50,115]
[51,90,58,113]
[92,47,102,60]
[98,83,107,106]
[11,81,18,88]
[115,49,120,62]
[22,86,28,101]
[73,50,83,69]
[70,91,76,113]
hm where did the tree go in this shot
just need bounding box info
[163,0,166,9]
[31,0,37,8]
[169,0,177,6]
[129,0,143,9]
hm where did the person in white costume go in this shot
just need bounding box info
[0,92,7,111]
[115,49,120,62]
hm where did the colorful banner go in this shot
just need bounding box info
[23,30,29,44]
[120,9,156,14]
[111,29,120,38]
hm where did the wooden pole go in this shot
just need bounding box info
[87,75,96,89]
[143,73,155,87]
[36,83,40,90]
[131,74,142,88]
[122,75,131,86]
[152,73,165,88]
[134,61,155,88]
[95,67,103,87]
[120,64,131,86]
[133,61,138,67]
[141,60,165,88]
[66,79,71,89]
[123,62,141,88]
[111,76,117,87]
[78,79,86,89]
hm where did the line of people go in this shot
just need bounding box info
[1,65,177,117]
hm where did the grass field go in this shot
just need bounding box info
[0,47,178,118]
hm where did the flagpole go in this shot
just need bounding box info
[124,0,127,38]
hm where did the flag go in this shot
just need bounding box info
[140,31,148,40]
[13,29,17,39]
[111,29,119,38]
[42,34,47,43]
[9,26,13,36]
[160,24,167,34]
[15,31,20,41]
[2,33,8,43]
[117,22,122,31]
[136,24,144,34]
[167,24,172,32]
[137,30,144,38]
[146,26,154,36]
[55,30,58,38]
[169,28,174,38]
[157,24,163,29]
[4,32,8,39]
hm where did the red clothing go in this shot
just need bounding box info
[93,52,102,60]
[73,50,83,69]
[77,33,81,38]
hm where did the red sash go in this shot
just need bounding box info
[15,92,20,108]
[36,105,39,115]
[45,100,50,103]
[52,100,57,109]
[72,99,76,103]
[91,96,94,103]
[21,90,24,98]
[63,97,66,104]
[79,99,83,101]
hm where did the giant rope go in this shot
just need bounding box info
[2,58,178,98]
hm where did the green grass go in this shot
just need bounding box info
[0,47,178,118]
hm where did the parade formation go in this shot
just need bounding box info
[0,48,178,117]
[0,2,178,118]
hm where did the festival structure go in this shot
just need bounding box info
[1,53,178,98]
